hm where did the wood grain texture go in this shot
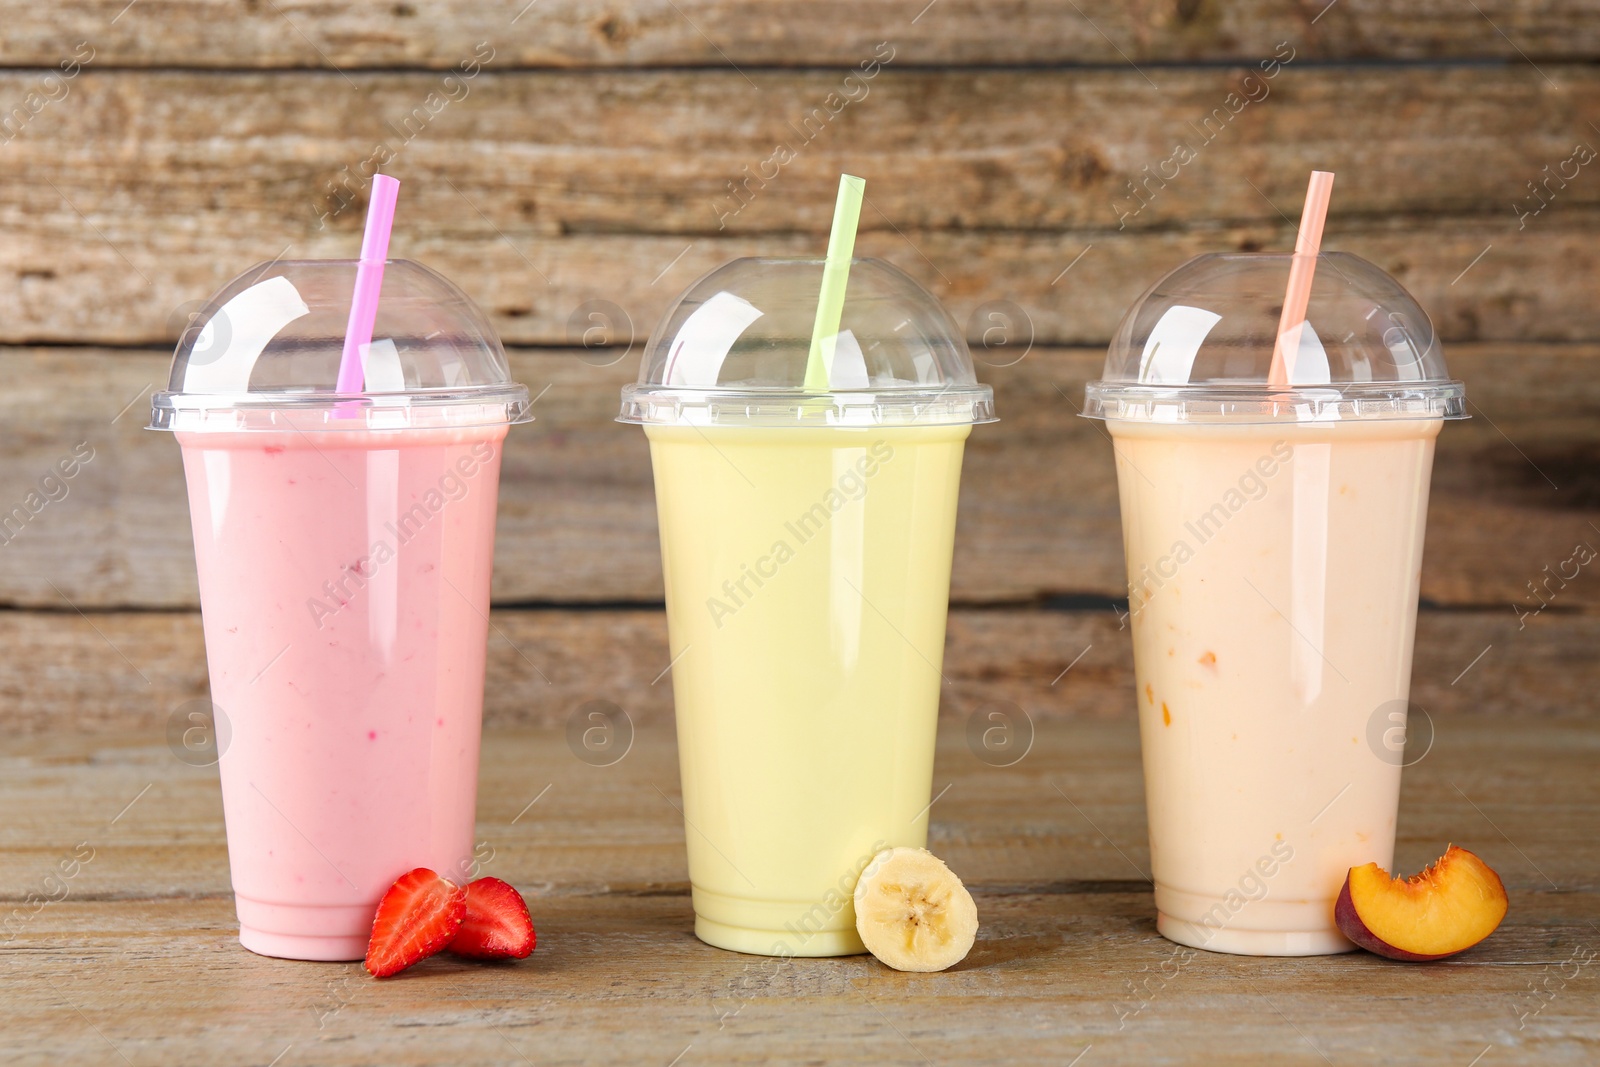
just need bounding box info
[3,720,1597,1065]
[7,892,1596,1066]
[0,344,1594,610]
[0,605,1592,736]
[5,0,1599,69]
[0,67,1593,345]
[5,718,1595,895]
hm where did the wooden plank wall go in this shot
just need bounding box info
[0,1,1594,731]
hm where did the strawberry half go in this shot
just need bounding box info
[447,877,536,960]
[364,868,468,978]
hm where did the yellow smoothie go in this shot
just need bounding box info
[645,423,970,956]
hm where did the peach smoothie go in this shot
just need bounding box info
[646,424,969,956]
[178,426,505,960]
[1109,418,1441,955]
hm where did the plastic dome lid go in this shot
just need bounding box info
[149,259,531,432]
[618,257,995,427]
[1084,252,1466,424]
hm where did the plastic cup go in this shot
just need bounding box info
[620,258,995,956]
[1084,252,1466,956]
[150,260,531,960]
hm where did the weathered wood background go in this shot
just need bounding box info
[0,1,1593,721]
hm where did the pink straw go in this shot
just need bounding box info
[1267,171,1335,388]
[334,174,401,394]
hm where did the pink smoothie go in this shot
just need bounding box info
[177,425,506,960]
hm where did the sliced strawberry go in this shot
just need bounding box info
[447,877,536,960]
[364,868,467,978]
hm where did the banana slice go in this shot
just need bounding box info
[853,847,979,972]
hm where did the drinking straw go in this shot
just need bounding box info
[1267,170,1335,388]
[802,174,867,392]
[334,174,402,394]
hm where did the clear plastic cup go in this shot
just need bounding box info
[620,258,994,956]
[150,259,530,960]
[1084,252,1466,956]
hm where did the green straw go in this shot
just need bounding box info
[803,174,866,392]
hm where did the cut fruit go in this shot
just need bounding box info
[1334,845,1508,961]
[364,868,468,978]
[448,877,536,960]
[854,847,978,972]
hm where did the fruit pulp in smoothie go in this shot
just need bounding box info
[1109,418,1440,955]
[177,425,506,960]
[645,424,969,956]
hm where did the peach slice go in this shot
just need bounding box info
[1334,845,1508,961]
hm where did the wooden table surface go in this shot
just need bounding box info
[6,708,1597,1066]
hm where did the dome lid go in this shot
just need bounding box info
[150,259,530,432]
[1084,252,1465,424]
[619,257,995,427]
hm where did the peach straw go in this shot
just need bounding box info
[334,174,401,394]
[1267,170,1335,388]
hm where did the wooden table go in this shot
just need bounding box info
[6,708,1597,1065]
